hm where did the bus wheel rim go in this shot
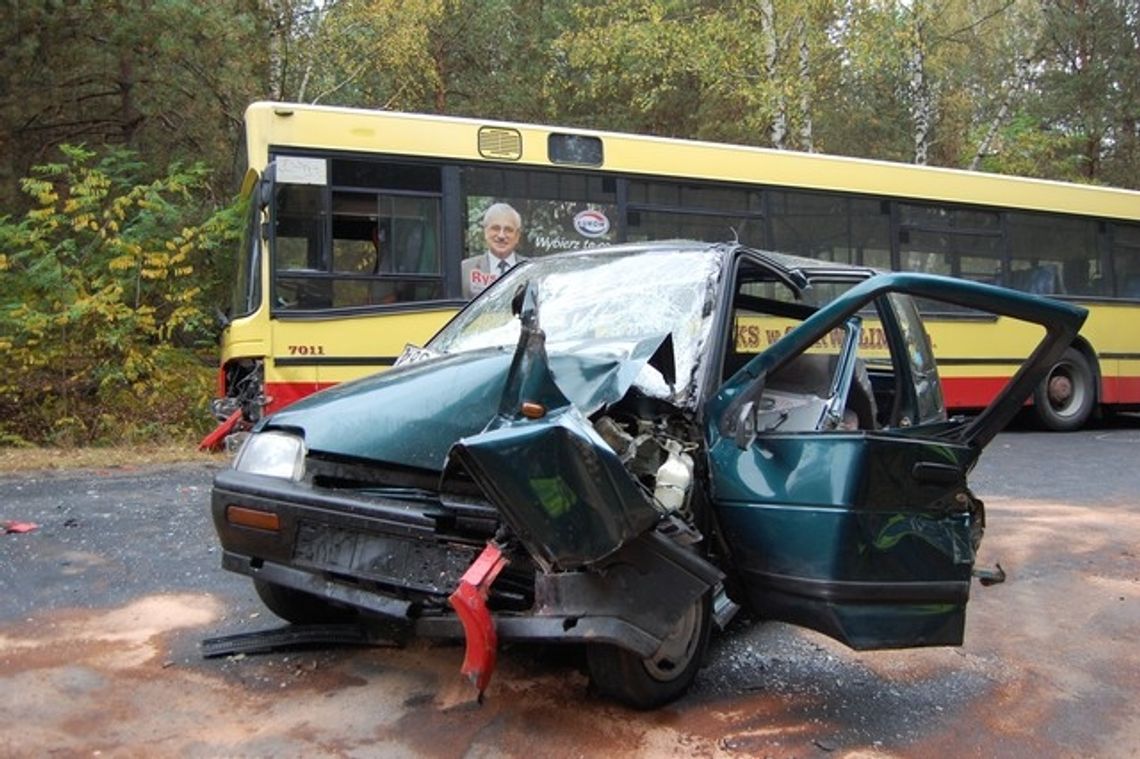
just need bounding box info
[1047,363,1086,417]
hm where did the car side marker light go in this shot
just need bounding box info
[520,402,547,419]
[226,505,281,532]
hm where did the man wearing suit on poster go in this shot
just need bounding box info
[462,202,526,299]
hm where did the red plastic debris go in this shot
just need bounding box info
[448,542,509,700]
[3,521,38,534]
[198,409,242,452]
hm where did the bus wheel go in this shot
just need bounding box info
[586,592,711,709]
[253,579,357,624]
[1033,347,1095,431]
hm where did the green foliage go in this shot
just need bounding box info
[1029,0,1140,182]
[0,0,265,211]
[275,0,536,116]
[971,114,1089,181]
[0,146,239,446]
[542,1,829,146]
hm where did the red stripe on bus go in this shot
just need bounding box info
[1101,376,1140,404]
[939,376,1012,409]
[265,381,336,414]
[943,374,1140,408]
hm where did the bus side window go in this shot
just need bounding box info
[275,184,324,272]
[393,216,439,275]
[1008,212,1103,297]
[330,194,380,276]
[1009,264,1062,295]
[1114,223,1140,299]
[269,160,447,311]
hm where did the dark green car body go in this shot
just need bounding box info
[211,241,1086,705]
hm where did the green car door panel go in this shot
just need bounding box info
[706,432,978,648]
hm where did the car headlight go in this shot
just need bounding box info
[233,430,306,481]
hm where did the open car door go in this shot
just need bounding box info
[705,272,1086,649]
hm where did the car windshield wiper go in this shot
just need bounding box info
[762,410,789,432]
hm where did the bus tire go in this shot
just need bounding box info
[586,592,711,709]
[253,579,357,625]
[1033,347,1095,431]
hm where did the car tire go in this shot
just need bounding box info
[253,579,357,624]
[1033,347,1095,431]
[586,592,711,709]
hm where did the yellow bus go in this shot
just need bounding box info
[203,101,1140,447]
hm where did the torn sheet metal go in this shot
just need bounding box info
[532,531,724,652]
[449,407,662,571]
[545,334,677,416]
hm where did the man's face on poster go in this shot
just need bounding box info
[484,212,520,259]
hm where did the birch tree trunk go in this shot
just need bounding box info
[796,16,813,152]
[907,20,933,165]
[759,0,787,149]
[970,51,1034,170]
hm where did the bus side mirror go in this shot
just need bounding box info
[259,163,276,210]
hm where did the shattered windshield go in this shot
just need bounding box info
[428,248,723,402]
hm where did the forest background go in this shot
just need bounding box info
[1,0,1137,447]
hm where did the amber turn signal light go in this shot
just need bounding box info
[226,505,281,532]
[520,402,546,419]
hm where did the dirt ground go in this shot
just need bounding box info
[1,429,1138,757]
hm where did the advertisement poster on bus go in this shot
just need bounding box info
[465,197,619,259]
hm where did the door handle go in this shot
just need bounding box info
[912,461,962,485]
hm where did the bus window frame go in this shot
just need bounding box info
[266,151,451,317]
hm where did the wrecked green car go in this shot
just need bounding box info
[210,241,1085,708]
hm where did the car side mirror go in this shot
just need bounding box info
[734,401,757,450]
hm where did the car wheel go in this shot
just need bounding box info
[1033,347,1095,431]
[253,579,357,624]
[586,592,711,709]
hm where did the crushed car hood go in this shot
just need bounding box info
[262,336,679,472]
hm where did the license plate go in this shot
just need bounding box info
[293,522,477,594]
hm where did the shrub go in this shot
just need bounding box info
[0,145,240,446]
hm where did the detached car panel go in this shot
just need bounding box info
[211,241,1086,708]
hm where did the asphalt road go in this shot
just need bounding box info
[1,419,1138,758]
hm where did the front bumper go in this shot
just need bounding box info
[211,468,723,657]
